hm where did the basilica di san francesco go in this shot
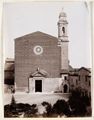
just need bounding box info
[4,10,91,97]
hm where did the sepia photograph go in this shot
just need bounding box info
[3,1,92,118]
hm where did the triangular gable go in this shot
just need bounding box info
[78,67,91,73]
[15,31,58,41]
[30,68,48,77]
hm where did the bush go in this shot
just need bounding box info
[4,104,19,117]
[42,101,49,106]
[41,101,52,117]
[52,99,70,117]
[24,104,38,117]
[15,103,31,112]
[4,104,12,117]
[4,109,13,117]
[31,104,38,114]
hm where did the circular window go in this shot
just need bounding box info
[33,45,43,55]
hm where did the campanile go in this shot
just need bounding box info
[58,9,69,72]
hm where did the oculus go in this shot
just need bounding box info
[33,45,43,55]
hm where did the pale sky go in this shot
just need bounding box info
[3,1,91,68]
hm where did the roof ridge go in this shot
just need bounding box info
[15,31,57,40]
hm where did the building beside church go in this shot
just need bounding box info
[4,58,14,93]
[4,10,91,96]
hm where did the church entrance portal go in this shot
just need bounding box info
[35,80,42,92]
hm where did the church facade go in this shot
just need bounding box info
[15,10,69,93]
[4,10,91,96]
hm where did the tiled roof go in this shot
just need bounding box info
[4,58,14,71]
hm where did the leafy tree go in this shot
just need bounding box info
[68,89,87,116]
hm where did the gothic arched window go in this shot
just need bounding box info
[62,27,65,34]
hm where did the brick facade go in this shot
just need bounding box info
[15,31,61,88]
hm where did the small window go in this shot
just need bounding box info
[64,76,67,80]
[79,76,80,81]
[76,79,78,85]
[89,80,90,86]
[62,27,65,34]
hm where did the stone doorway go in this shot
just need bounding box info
[28,68,48,93]
[64,84,68,93]
[35,80,42,92]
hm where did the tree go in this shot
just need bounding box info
[11,95,16,105]
[10,95,17,114]
[68,88,87,116]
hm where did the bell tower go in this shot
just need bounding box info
[58,8,69,73]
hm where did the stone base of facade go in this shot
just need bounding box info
[15,78,69,94]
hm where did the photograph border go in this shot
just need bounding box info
[0,0,94,120]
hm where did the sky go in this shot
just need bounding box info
[3,1,91,68]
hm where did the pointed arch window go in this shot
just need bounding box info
[62,27,65,34]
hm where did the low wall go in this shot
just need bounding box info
[4,93,70,105]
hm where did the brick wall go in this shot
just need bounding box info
[15,32,61,88]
